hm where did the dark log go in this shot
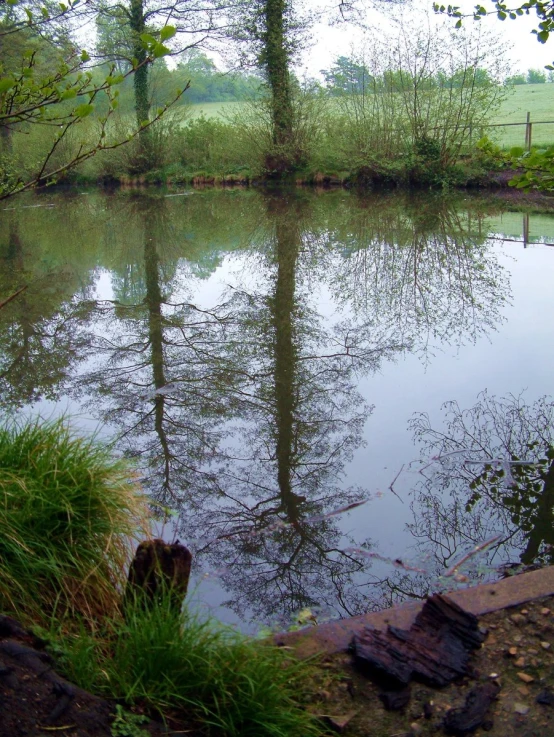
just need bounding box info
[126,538,192,611]
[352,594,484,689]
[378,687,411,711]
[443,682,500,735]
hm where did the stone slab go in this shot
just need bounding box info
[278,566,554,658]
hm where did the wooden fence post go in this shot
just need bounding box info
[525,112,531,150]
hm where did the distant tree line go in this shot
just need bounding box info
[321,57,554,94]
[93,50,263,116]
[320,55,498,95]
[505,69,554,84]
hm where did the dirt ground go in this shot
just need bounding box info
[2,596,554,737]
[0,615,201,737]
[304,594,554,736]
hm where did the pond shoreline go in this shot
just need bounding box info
[29,170,554,213]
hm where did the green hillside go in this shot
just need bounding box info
[494,84,554,124]
[184,84,554,149]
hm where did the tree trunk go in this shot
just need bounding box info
[129,0,151,168]
[261,0,295,173]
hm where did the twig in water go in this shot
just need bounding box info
[0,286,27,311]
[388,464,405,503]
[444,535,502,578]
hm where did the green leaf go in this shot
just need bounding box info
[74,103,94,117]
[152,43,170,58]
[0,76,16,93]
[60,88,77,100]
[497,10,506,19]
[140,33,157,45]
[510,146,524,157]
[455,19,462,27]
[538,30,549,42]
[80,49,90,63]
[160,25,176,41]
[106,74,124,86]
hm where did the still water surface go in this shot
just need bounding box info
[1,187,554,630]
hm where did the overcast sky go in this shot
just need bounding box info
[300,0,554,77]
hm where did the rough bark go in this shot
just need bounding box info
[126,539,192,610]
[352,594,484,689]
[443,681,500,735]
[261,0,295,173]
[129,0,151,167]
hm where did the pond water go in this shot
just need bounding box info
[2,187,554,632]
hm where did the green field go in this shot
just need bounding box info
[494,83,554,123]
[187,100,245,120]
[187,85,554,148]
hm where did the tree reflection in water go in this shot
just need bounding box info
[0,190,514,626]
[363,392,554,612]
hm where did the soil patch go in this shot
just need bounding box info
[0,616,201,737]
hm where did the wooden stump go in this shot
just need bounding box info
[126,539,192,611]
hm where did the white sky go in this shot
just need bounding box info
[300,0,554,77]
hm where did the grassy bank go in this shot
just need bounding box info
[0,419,324,736]
[2,97,507,191]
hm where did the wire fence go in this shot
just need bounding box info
[452,115,554,150]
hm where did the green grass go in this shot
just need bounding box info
[187,86,554,149]
[52,591,324,737]
[0,419,149,625]
[187,101,245,120]
[494,83,554,124]
[483,84,554,148]
[0,420,323,736]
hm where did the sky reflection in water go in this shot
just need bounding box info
[1,188,554,631]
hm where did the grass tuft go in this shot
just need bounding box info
[0,418,150,625]
[54,592,324,737]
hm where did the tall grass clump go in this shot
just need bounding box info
[0,419,149,624]
[56,591,323,737]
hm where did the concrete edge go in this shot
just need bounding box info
[277,566,554,658]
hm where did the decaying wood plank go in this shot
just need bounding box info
[443,681,500,735]
[126,538,192,610]
[352,594,484,689]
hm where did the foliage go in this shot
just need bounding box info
[0,0,181,196]
[435,0,554,66]
[527,67,547,83]
[54,591,323,737]
[225,84,329,176]
[111,706,149,737]
[321,56,370,95]
[322,15,507,184]
[508,144,554,189]
[476,133,554,190]
[505,73,527,84]
[0,419,149,625]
